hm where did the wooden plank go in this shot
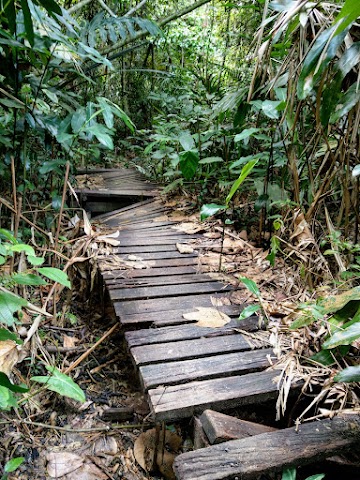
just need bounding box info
[74,188,158,197]
[109,281,230,301]
[125,319,258,347]
[106,273,214,289]
[118,237,194,246]
[94,198,159,221]
[100,257,198,271]
[110,245,179,254]
[173,414,360,480]
[139,348,274,390]
[114,292,233,316]
[103,266,197,281]
[149,369,288,422]
[199,410,276,444]
[108,251,197,262]
[130,333,251,366]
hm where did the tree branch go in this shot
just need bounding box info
[125,0,147,17]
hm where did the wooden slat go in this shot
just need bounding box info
[101,258,198,271]
[148,369,287,422]
[139,348,274,390]
[109,281,230,301]
[118,237,194,246]
[103,266,197,281]
[110,251,197,261]
[125,321,247,347]
[106,274,215,289]
[114,292,233,316]
[130,333,251,366]
[74,188,158,197]
[94,198,159,221]
[173,415,360,480]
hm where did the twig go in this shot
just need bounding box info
[97,0,117,17]
[0,420,148,432]
[125,0,147,16]
[63,323,119,374]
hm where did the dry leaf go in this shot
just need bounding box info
[134,428,182,478]
[176,243,194,254]
[173,222,205,234]
[211,296,231,306]
[65,463,107,480]
[183,307,231,328]
[47,451,83,477]
[0,340,19,376]
[63,335,78,348]
[94,436,118,457]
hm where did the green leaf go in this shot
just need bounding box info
[318,286,360,314]
[9,244,35,257]
[87,124,114,149]
[334,365,360,383]
[179,131,195,151]
[71,108,87,133]
[0,328,22,344]
[238,304,260,321]
[333,0,360,36]
[20,0,34,46]
[323,322,360,349]
[97,97,114,129]
[12,273,47,286]
[179,150,199,180]
[282,468,296,480]
[37,0,62,16]
[0,386,18,411]
[200,203,226,221]
[226,160,258,205]
[290,304,325,330]
[37,267,71,288]
[310,349,336,366]
[239,277,261,299]
[305,475,325,480]
[198,156,223,164]
[27,255,44,266]
[234,128,260,142]
[0,229,16,244]
[330,83,360,123]
[31,366,86,402]
[0,291,27,326]
[4,457,25,473]
[0,372,28,393]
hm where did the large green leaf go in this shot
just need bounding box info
[31,366,86,402]
[0,386,18,411]
[318,286,360,314]
[238,304,260,321]
[323,322,360,349]
[0,328,22,344]
[330,83,360,123]
[179,131,195,151]
[37,267,71,288]
[200,203,226,221]
[234,128,260,143]
[0,291,27,326]
[333,0,360,36]
[334,365,360,383]
[87,124,114,149]
[12,273,47,286]
[20,0,34,46]
[179,150,199,180]
[225,160,258,204]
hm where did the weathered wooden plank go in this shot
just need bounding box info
[118,237,194,246]
[139,348,273,390]
[130,333,251,366]
[116,221,176,231]
[111,245,179,254]
[109,251,197,263]
[74,188,158,197]
[173,414,360,480]
[200,409,276,444]
[124,319,258,346]
[100,257,198,271]
[107,273,214,289]
[114,292,233,316]
[149,369,287,422]
[109,281,230,301]
[103,266,198,282]
[94,198,159,221]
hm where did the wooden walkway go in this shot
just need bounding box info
[95,196,288,423]
[86,169,360,479]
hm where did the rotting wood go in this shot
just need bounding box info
[148,369,296,422]
[139,348,274,390]
[193,417,210,450]
[125,319,260,347]
[200,409,277,444]
[101,406,134,422]
[109,281,231,301]
[173,414,360,480]
[114,292,234,316]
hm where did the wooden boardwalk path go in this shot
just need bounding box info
[94,192,284,423]
[83,168,360,479]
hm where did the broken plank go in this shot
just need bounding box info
[109,281,230,301]
[200,409,276,444]
[149,369,289,422]
[130,333,251,366]
[173,414,360,480]
[114,292,233,316]
[139,348,274,390]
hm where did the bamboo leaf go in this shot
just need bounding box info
[31,366,85,402]
[239,277,261,299]
[238,304,260,321]
[225,160,257,204]
[322,322,360,349]
[334,365,360,383]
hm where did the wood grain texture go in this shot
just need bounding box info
[131,333,251,366]
[173,414,360,480]
[200,409,276,444]
[103,266,198,282]
[149,369,285,422]
[106,273,214,289]
[109,281,230,301]
[139,348,274,390]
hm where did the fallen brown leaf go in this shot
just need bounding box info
[183,307,231,328]
[0,340,19,376]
